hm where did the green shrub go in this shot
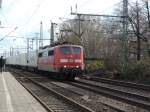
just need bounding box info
[121,60,150,81]
[86,60,104,73]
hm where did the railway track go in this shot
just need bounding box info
[9,69,123,112]
[8,68,150,111]
[11,70,94,112]
[83,76,150,91]
[66,79,150,111]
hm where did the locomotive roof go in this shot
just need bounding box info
[38,44,82,52]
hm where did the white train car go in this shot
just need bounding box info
[6,53,27,68]
[17,53,27,67]
[6,55,18,65]
[6,51,38,69]
[27,51,38,70]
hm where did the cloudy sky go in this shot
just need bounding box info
[0,0,121,55]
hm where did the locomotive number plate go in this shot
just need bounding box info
[69,59,73,62]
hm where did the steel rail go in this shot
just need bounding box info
[83,76,150,91]
[9,70,54,112]
[17,79,55,112]
[67,81,150,110]
[12,70,94,112]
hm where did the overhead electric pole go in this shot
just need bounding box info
[71,1,128,62]
[122,0,128,62]
[145,0,150,28]
[35,33,39,50]
[39,21,43,48]
[136,1,141,60]
[71,12,124,45]
[71,12,125,18]
[78,14,81,42]
[50,22,57,45]
[50,22,54,45]
[144,0,150,57]
[123,0,128,38]
[0,0,2,8]
[27,38,29,63]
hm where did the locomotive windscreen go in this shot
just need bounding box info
[60,47,71,54]
[60,47,81,54]
[72,47,81,54]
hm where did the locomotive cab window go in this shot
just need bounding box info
[72,47,81,54]
[48,50,54,56]
[43,51,47,57]
[60,47,71,54]
[38,53,42,57]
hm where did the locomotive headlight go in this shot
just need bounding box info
[64,65,67,68]
[75,59,81,63]
[60,59,68,63]
[76,65,79,68]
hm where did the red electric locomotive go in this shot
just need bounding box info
[38,44,84,80]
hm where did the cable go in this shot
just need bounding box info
[0,26,18,42]
[22,0,44,26]
[15,0,46,34]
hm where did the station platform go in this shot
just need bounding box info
[0,72,47,112]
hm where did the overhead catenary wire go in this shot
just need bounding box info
[17,0,46,34]
[22,0,45,27]
[0,26,18,42]
[0,0,46,44]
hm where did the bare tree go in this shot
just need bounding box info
[127,1,150,60]
[58,15,125,72]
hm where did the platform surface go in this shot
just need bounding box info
[0,72,47,112]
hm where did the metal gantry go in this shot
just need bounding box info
[71,0,128,62]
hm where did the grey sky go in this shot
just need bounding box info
[0,0,120,54]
